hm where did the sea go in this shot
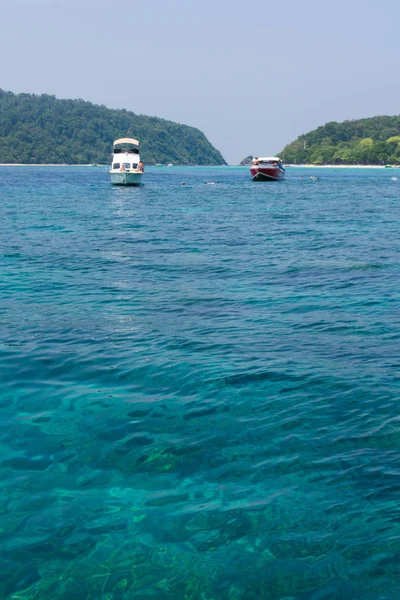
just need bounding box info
[1,165,400,600]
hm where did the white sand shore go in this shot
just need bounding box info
[0,164,107,167]
[286,164,399,169]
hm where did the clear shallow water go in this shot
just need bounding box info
[1,165,400,599]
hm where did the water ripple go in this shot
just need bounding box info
[0,166,400,599]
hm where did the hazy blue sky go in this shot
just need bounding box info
[1,0,399,163]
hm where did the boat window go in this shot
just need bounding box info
[123,163,131,170]
[113,163,120,169]
[132,163,138,169]
[113,147,139,154]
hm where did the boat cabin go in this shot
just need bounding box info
[252,156,283,166]
[113,138,140,155]
[111,138,141,172]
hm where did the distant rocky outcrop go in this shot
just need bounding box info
[239,155,253,166]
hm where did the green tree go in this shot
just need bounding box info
[333,148,354,164]
[358,137,374,147]
[387,135,400,144]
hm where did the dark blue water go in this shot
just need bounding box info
[1,166,400,599]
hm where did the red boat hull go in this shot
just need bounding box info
[250,166,285,181]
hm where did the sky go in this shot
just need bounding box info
[0,0,399,164]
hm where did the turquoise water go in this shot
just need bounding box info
[1,166,400,599]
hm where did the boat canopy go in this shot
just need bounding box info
[114,138,139,148]
[254,157,281,162]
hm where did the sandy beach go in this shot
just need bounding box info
[0,164,106,167]
[286,164,399,169]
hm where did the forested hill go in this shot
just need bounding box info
[280,116,400,165]
[0,90,226,165]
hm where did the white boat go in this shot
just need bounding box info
[110,138,144,185]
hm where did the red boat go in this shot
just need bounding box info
[250,157,285,181]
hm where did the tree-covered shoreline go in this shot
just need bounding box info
[0,90,226,165]
[280,116,400,165]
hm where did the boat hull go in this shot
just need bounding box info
[110,172,143,186]
[250,166,285,181]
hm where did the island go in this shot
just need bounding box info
[279,116,400,165]
[239,156,254,166]
[0,90,227,166]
